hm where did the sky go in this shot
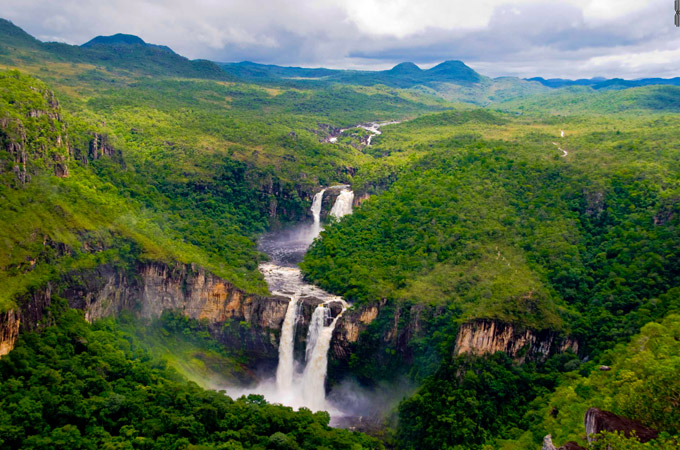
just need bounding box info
[2,0,680,79]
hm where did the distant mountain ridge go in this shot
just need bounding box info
[220,59,484,88]
[528,76,680,90]
[82,33,176,54]
[3,16,677,100]
[0,19,229,80]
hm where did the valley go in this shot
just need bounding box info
[1,16,680,450]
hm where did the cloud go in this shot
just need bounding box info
[2,0,679,78]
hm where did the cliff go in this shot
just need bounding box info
[0,310,20,356]
[454,319,578,362]
[330,303,578,378]
[0,261,290,365]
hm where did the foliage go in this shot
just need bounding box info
[396,353,559,450]
[0,300,383,449]
[498,313,680,449]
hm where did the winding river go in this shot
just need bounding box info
[328,120,400,146]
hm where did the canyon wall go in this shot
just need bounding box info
[454,319,579,362]
[331,302,578,371]
[1,262,578,370]
[0,262,290,364]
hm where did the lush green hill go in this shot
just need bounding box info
[499,85,680,114]
[0,19,228,80]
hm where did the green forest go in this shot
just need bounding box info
[2,16,680,450]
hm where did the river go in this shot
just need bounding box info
[228,186,353,414]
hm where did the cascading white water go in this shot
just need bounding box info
[329,189,354,218]
[310,189,326,238]
[301,301,347,411]
[275,295,299,392]
[230,187,356,413]
[305,304,331,362]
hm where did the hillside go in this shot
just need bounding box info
[0,19,228,80]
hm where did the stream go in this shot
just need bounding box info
[328,120,400,145]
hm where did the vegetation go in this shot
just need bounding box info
[0,300,383,449]
[497,312,680,449]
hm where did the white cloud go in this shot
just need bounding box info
[2,0,679,78]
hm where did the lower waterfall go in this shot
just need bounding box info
[305,303,330,362]
[301,302,347,411]
[230,187,354,413]
[275,294,299,392]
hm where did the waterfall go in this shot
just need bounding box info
[329,189,354,218]
[305,304,330,362]
[275,295,300,392]
[250,186,356,413]
[301,301,347,411]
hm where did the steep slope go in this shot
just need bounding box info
[500,311,680,449]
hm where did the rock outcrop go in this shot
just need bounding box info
[585,408,659,444]
[0,310,20,357]
[331,303,380,360]
[353,192,371,207]
[541,435,586,450]
[0,262,290,365]
[454,319,578,362]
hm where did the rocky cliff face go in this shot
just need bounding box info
[0,310,20,357]
[0,261,290,365]
[331,303,380,360]
[330,302,578,376]
[454,319,578,362]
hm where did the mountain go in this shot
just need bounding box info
[0,20,228,80]
[426,60,482,83]
[83,33,148,47]
[82,33,176,54]
[220,59,486,88]
[388,61,423,75]
[528,76,680,90]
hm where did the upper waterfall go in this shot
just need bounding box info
[310,189,325,237]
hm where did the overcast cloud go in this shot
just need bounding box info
[2,0,679,78]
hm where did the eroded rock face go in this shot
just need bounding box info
[331,304,380,360]
[353,192,371,207]
[541,435,586,450]
[585,408,659,444]
[0,262,290,365]
[0,310,20,357]
[454,319,578,362]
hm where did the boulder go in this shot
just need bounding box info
[585,408,658,444]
